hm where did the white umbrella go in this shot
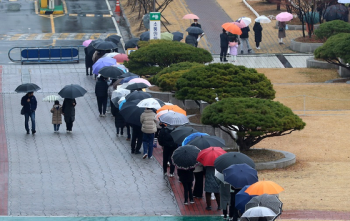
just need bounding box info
[42,95,63,102]
[118,83,131,89]
[242,206,277,218]
[111,88,130,99]
[118,96,125,105]
[155,110,175,120]
[102,52,119,58]
[338,0,350,3]
[136,98,165,110]
[239,17,252,26]
[255,15,271,23]
[159,111,189,126]
[215,169,229,184]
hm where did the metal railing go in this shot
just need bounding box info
[8,46,84,64]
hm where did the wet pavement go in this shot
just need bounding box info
[1,64,180,216]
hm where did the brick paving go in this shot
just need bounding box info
[1,64,180,216]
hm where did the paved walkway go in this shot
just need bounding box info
[1,63,350,219]
[0,64,180,216]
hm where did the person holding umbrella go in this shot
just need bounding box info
[21,92,37,134]
[61,98,76,133]
[158,122,177,177]
[140,108,157,159]
[240,25,252,54]
[111,98,126,136]
[253,21,263,49]
[278,21,286,44]
[191,19,204,47]
[95,76,109,117]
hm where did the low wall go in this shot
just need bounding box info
[306,57,338,69]
[290,39,323,53]
[255,149,296,170]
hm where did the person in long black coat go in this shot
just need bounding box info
[84,47,93,76]
[177,168,195,205]
[220,29,229,62]
[62,98,76,132]
[111,100,125,136]
[158,123,177,177]
[95,76,109,116]
[253,22,263,49]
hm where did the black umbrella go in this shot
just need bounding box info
[125,90,151,101]
[121,72,139,78]
[214,152,255,173]
[171,145,200,170]
[245,194,283,219]
[15,83,41,93]
[170,126,198,145]
[98,66,125,79]
[172,31,184,41]
[186,27,204,35]
[125,38,140,50]
[92,40,118,50]
[119,99,144,127]
[111,96,121,107]
[126,83,149,91]
[58,84,87,99]
[105,35,122,44]
[140,31,150,41]
[187,135,225,150]
[324,4,348,22]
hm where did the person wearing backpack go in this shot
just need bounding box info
[158,123,178,177]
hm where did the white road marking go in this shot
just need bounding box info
[104,0,125,50]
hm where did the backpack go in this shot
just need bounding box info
[158,127,177,149]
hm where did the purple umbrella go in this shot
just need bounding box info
[120,75,139,84]
[92,57,116,75]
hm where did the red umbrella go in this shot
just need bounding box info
[113,53,129,63]
[197,147,227,167]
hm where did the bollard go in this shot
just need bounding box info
[115,0,120,16]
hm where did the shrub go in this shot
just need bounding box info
[124,40,213,76]
[315,20,350,41]
[151,62,203,91]
[201,98,306,150]
[175,63,275,103]
[314,33,350,69]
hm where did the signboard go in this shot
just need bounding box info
[150,12,161,40]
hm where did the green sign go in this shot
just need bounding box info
[150,12,161,21]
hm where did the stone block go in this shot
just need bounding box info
[306,57,338,69]
[290,39,323,53]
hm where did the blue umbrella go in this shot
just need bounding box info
[182,132,208,146]
[223,163,258,188]
[235,185,256,214]
[119,99,126,109]
[120,76,139,84]
[92,57,116,75]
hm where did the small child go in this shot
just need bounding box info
[228,36,239,62]
[51,100,63,133]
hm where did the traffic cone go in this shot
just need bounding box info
[115,0,120,16]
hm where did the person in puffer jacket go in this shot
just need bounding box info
[140,108,157,159]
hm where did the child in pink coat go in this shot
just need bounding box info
[228,35,239,62]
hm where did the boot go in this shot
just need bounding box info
[223,56,228,62]
[220,56,223,62]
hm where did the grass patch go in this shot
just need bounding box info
[225,148,285,163]
[257,68,339,83]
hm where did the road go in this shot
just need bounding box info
[0,0,131,64]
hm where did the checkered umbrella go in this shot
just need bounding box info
[245,194,283,219]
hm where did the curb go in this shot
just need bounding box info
[255,149,296,170]
[242,0,259,18]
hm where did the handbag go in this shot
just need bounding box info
[279,27,284,31]
[20,107,25,115]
